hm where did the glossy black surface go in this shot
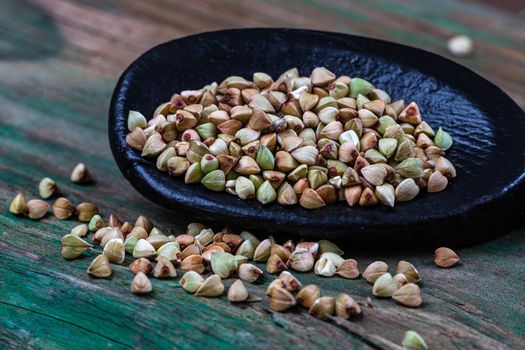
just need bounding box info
[109,28,525,244]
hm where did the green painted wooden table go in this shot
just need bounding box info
[1,0,524,349]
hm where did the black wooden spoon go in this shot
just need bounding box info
[109,28,525,245]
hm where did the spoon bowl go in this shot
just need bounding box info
[109,28,525,244]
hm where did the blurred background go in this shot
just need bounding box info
[1,0,523,106]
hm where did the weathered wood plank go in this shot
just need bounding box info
[0,0,524,348]
[1,209,524,349]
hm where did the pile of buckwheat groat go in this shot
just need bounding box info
[126,67,455,209]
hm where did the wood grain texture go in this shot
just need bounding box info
[0,0,524,349]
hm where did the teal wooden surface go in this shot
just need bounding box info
[1,0,524,349]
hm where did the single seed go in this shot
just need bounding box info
[267,253,287,274]
[392,273,409,289]
[270,286,296,312]
[396,261,421,283]
[266,279,285,296]
[402,331,428,350]
[201,244,225,262]
[299,188,325,209]
[398,102,421,125]
[128,227,148,241]
[393,283,422,307]
[71,224,89,237]
[180,255,205,273]
[176,234,195,249]
[126,127,147,150]
[27,199,49,220]
[9,193,27,215]
[375,183,395,207]
[130,257,153,274]
[53,197,74,220]
[395,178,420,202]
[87,254,112,278]
[228,279,249,302]
[178,242,202,260]
[271,244,291,261]
[124,234,139,254]
[120,222,133,236]
[39,177,58,199]
[310,67,336,87]
[238,263,263,283]
[127,110,147,130]
[434,247,460,268]
[93,227,111,245]
[448,34,473,57]
[372,273,397,298]
[434,127,453,151]
[435,156,456,179]
[61,234,92,260]
[361,164,387,186]
[103,238,125,264]
[195,274,224,297]
[287,248,314,272]
[296,242,319,258]
[363,261,388,284]
[427,171,448,193]
[108,214,122,228]
[153,256,177,278]
[100,227,124,248]
[308,296,335,320]
[135,215,153,233]
[335,293,361,319]
[131,272,153,294]
[156,242,180,263]
[180,271,205,293]
[314,256,336,277]
[278,271,303,292]
[70,163,92,184]
[88,214,105,232]
[76,202,98,222]
[210,252,237,278]
[336,259,360,279]
[254,238,272,262]
[296,284,321,309]
[133,239,157,259]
